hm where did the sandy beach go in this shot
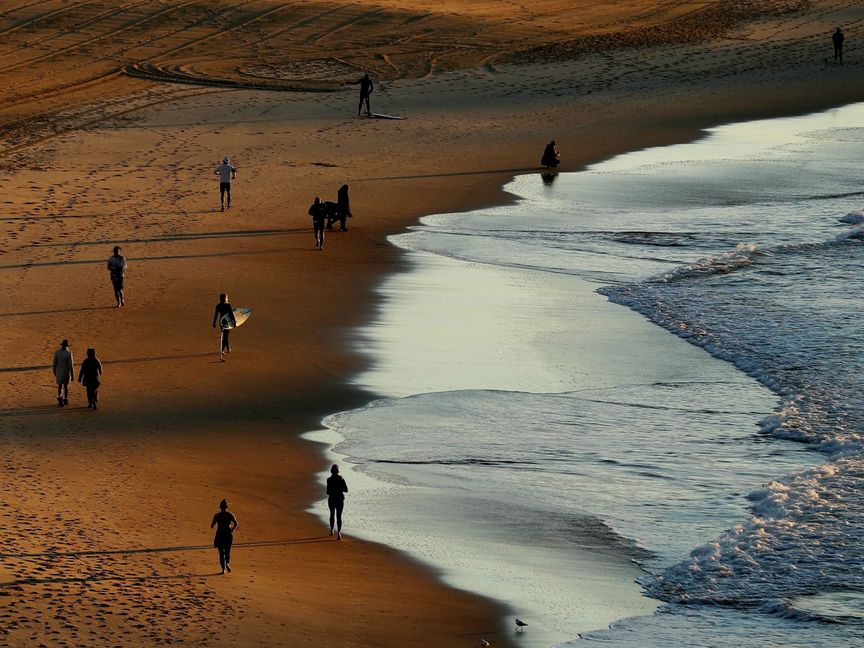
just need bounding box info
[1,0,863,645]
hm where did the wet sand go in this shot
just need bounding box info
[1,0,863,645]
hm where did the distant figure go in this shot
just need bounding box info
[52,339,74,407]
[541,172,558,186]
[212,292,235,361]
[78,347,103,410]
[355,73,373,116]
[308,196,327,250]
[833,27,845,64]
[541,140,560,168]
[215,156,237,211]
[210,499,238,574]
[326,464,348,540]
[106,245,127,307]
[336,184,351,231]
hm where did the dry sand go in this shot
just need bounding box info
[1,0,863,645]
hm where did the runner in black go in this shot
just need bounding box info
[210,499,238,574]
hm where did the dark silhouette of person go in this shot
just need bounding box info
[308,196,328,250]
[355,73,373,116]
[326,464,348,540]
[541,172,558,186]
[106,245,127,307]
[336,184,351,231]
[52,339,74,407]
[215,156,237,211]
[210,499,238,574]
[78,347,103,410]
[541,140,560,168]
[212,293,235,361]
[833,27,845,64]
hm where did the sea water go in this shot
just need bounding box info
[309,103,864,646]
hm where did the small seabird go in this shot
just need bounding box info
[479,640,491,648]
[515,618,528,631]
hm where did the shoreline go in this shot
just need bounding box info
[2,2,864,644]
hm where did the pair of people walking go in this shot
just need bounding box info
[52,340,103,409]
[207,466,346,574]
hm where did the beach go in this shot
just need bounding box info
[1,1,863,645]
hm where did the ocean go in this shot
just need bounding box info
[307,102,864,646]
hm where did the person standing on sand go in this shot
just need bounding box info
[541,140,560,168]
[336,184,352,231]
[355,73,373,116]
[308,196,327,250]
[210,499,238,574]
[326,464,348,540]
[107,245,126,307]
[212,293,235,361]
[52,339,74,407]
[833,27,845,64]
[78,347,103,410]
[215,156,237,211]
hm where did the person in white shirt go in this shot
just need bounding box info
[214,156,237,211]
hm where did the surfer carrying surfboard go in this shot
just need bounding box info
[212,293,235,360]
[355,73,373,116]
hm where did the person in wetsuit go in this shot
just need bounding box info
[210,499,238,574]
[326,464,348,540]
[308,197,328,250]
[355,73,373,116]
[212,292,235,360]
[833,27,845,64]
[541,140,560,168]
[77,347,103,410]
[336,184,351,231]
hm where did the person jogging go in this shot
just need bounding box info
[107,246,127,307]
[326,464,348,540]
[215,156,237,211]
[308,197,327,250]
[210,499,238,574]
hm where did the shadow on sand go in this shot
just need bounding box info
[29,227,307,248]
[0,352,214,376]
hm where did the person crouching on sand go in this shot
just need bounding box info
[308,196,327,250]
[211,499,238,574]
[52,339,74,407]
[541,140,560,168]
[78,348,103,410]
[326,464,348,540]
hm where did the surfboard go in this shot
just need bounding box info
[369,113,404,120]
[220,307,252,330]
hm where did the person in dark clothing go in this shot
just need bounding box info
[210,499,238,574]
[326,464,348,540]
[77,348,103,410]
[308,197,328,250]
[106,246,127,307]
[833,27,845,63]
[212,293,235,361]
[336,184,351,231]
[355,73,373,116]
[541,140,560,168]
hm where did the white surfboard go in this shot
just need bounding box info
[369,113,404,120]
[220,307,252,330]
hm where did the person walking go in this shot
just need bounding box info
[212,293,235,361]
[336,184,351,231]
[107,245,127,307]
[78,348,103,410]
[355,73,373,116]
[210,499,238,574]
[215,156,237,211]
[833,27,845,64]
[326,464,348,540]
[52,339,74,407]
[308,197,327,250]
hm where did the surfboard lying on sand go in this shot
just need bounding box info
[369,113,404,120]
[220,307,252,330]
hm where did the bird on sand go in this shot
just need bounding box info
[515,618,528,631]
[479,640,490,647]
